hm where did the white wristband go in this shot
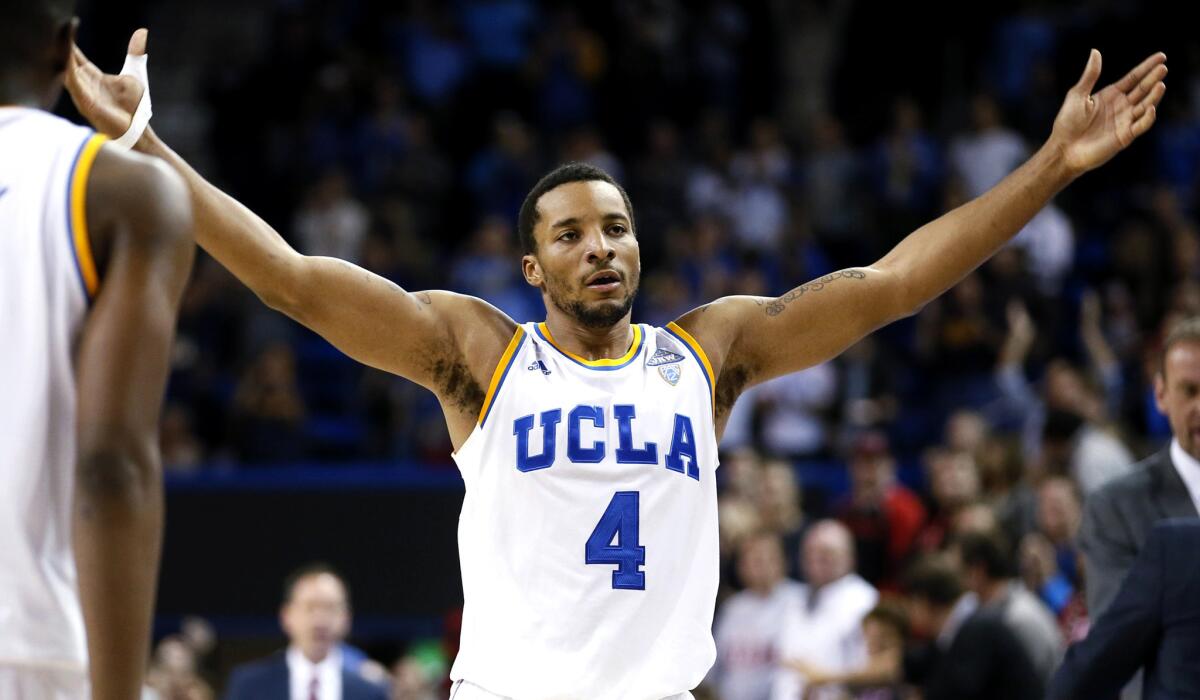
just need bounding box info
[113,53,152,149]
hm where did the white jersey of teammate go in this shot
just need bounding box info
[452,320,721,699]
[0,107,107,674]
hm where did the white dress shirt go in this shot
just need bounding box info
[287,646,342,700]
[1170,438,1200,516]
[771,573,878,700]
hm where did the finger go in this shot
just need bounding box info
[1114,51,1167,93]
[1073,49,1102,96]
[1126,63,1167,105]
[72,45,102,77]
[1130,105,1158,139]
[127,28,148,56]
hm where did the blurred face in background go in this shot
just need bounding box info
[803,521,854,589]
[1037,477,1081,544]
[281,573,350,663]
[927,450,981,511]
[1156,340,1200,459]
[737,534,786,595]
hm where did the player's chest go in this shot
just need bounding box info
[492,364,710,482]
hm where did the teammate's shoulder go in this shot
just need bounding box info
[88,145,191,239]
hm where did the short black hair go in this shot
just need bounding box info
[0,0,74,68]
[282,562,349,607]
[903,559,962,607]
[516,162,635,255]
[957,530,1013,580]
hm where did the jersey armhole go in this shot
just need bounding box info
[66,133,108,301]
[665,321,716,418]
[477,326,527,427]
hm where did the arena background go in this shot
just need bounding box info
[61,0,1198,696]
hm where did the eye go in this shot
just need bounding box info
[607,224,628,236]
[558,230,578,241]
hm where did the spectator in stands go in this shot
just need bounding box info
[916,447,983,554]
[902,558,1043,700]
[784,602,909,700]
[773,521,878,700]
[1081,318,1200,619]
[837,432,926,589]
[957,530,1063,685]
[293,171,370,264]
[230,343,307,465]
[224,564,386,700]
[709,532,802,700]
[753,461,808,580]
[145,634,215,700]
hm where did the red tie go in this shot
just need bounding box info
[309,674,319,700]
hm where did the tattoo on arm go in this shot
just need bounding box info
[415,291,432,306]
[765,269,867,317]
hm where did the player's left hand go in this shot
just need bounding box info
[65,29,147,141]
[1050,49,1166,176]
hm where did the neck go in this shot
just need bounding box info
[978,578,1008,604]
[0,73,53,109]
[542,310,634,361]
[296,646,331,665]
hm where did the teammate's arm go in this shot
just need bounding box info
[675,50,1166,418]
[65,32,515,395]
[73,146,194,700]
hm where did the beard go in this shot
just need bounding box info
[544,269,640,329]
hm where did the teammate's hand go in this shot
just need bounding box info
[1049,49,1166,176]
[65,29,148,141]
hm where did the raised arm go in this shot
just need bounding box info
[676,50,1166,423]
[65,31,516,421]
[74,145,193,700]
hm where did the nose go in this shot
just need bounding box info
[585,229,616,264]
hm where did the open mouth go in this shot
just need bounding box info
[585,270,622,290]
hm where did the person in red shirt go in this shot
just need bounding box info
[836,432,927,590]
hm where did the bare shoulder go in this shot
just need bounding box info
[416,290,520,413]
[671,296,764,421]
[86,144,191,250]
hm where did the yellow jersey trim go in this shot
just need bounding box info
[666,321,717,411]
[478,327,526,426]
[69,134,108,298]
[535,322,643,369]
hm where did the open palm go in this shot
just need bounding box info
[1052,49,1167,175]
[65,29,148,140]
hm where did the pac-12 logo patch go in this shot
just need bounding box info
[647,349,685,366]
[658,364,681,386]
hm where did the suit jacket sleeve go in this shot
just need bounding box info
[1048,524,1164,700]
[222,667,254,700]
[1079,485,1138,616]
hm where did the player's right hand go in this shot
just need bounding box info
[65,29,148,142]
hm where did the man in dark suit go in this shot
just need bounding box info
[902,559,1044,700]
[1080,319,1200,616]
[224,564,387,700]
[1049,520,1200,699]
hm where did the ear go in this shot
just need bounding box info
[522,254,543,288]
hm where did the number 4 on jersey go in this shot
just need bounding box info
[586,491,646,590]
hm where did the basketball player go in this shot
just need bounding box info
[66,32,1164,699]
[0,4,194,700]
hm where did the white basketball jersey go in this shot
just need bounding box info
[0,107,107,671]
[452,321,721,699]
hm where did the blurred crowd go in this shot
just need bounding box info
[97,0,1200,696]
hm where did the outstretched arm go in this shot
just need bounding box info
[676,50,1166,420]
[65,31,515,404]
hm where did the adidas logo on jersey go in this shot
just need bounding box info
[527,360,551,375]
